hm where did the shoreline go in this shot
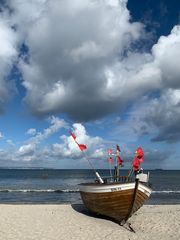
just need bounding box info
[0,201,180,205]
[0,204,179,239]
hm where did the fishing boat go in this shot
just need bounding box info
[69,131,152,224]
[79,172,152,224]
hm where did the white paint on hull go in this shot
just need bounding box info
[79,182,152,197]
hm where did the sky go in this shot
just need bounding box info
[0,0,180,169]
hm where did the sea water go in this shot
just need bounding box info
[0,169,179,204]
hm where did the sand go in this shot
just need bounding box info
[0,204,179,240]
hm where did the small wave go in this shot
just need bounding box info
[152,190,180,194]
[0,189,79,193]
[1,189,179,194]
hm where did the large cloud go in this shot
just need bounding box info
[1,0,180,144]
[152,25,180,89]
[8,0,146,120]
[11,0,180,123]
[130,26,180,143]
[0,8,19,112]
[116,88,180,143]
[149,89,180,143]
[105,24,180,143]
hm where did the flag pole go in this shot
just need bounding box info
[82,151,96,172]
[116,154,119,179]
[69,131,104,183]
[116,146,120,180]
[128,167,133,177]
[82,151,104,184]
[107,156,113,180]
[107,149,113,181]
[109,161,112,180]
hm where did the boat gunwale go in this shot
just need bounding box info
[79,181,152,196]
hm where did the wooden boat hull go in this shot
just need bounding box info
[79,181,152,222]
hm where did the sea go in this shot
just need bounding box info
[0,169,179,204]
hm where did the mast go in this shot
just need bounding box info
[107,149,113,180]
[115,144,122,180]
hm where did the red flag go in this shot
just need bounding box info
[136,147,144,159]
[117,156,123,165]
[69,131,76,140]
[108,149,112,155]
[78,144,87,152]
[116,145,121,152]
[132,147,144,171]
[132,157,141,171]
[108,157,113,164]
[69,130,87,152]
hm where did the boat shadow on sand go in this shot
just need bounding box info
[71,203,124,224]
[71,203,137,232]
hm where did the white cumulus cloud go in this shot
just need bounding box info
[0,10,19,112]
[9,0,145,120]
[52,123,104,159]
[1,0,180,144]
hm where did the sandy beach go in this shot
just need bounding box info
[0,204,179,240]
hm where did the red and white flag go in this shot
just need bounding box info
[132,157,141,171]
[117,156,123,165]
[136,147,144,159]
[132,146,144,171]
[69,130,87,152]
[78,143,87,152]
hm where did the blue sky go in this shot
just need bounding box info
[0,0,180,169]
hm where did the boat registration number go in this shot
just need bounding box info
[111,187,121,192]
